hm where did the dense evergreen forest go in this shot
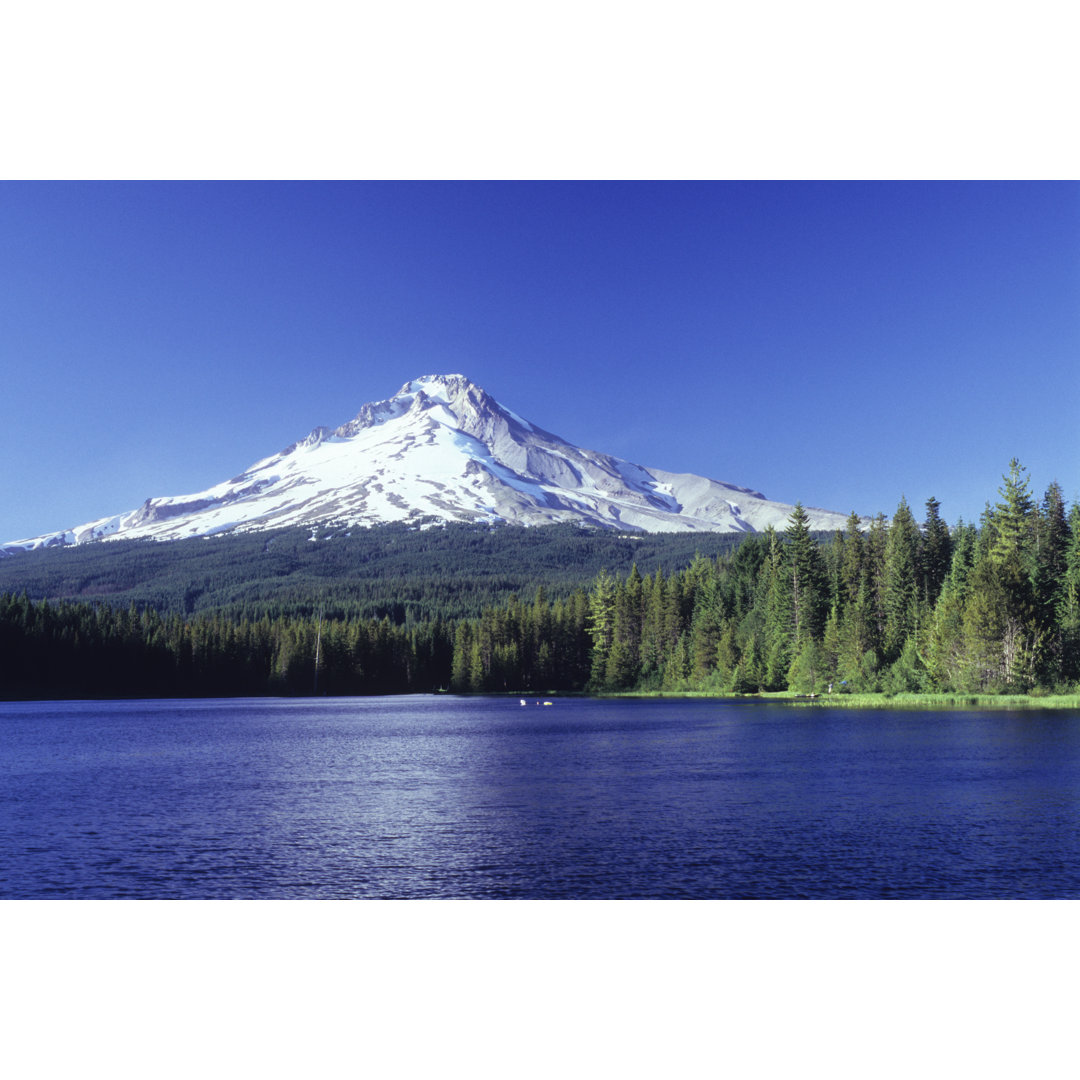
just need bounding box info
[0,521,750,623]
[2,461,1077,700]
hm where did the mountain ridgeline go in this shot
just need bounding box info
[3,373,853,551]
[3,461,1079,700]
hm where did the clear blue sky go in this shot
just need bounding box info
[2,180,1078,541]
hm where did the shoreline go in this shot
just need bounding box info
[4,690,1079,711]
[607,690,1080,710]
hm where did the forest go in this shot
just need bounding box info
[2,461,1077,700]
[0,519,748,623]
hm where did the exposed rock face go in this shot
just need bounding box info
[3,374,855,551]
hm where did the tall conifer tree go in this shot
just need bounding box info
[785,502,829,648]
[839,510,865,612]
[920,496,952,607]
[883,497,921,663]
[762,527,792,689]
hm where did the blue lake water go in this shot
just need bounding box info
[2,695,1080,899]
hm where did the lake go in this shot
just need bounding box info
[2,695,1079,899]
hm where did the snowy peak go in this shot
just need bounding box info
[2,374,856,552]
[340,374,542,444]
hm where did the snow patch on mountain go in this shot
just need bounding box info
[2,374,857,552]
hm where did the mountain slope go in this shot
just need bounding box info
[3,374,854,550]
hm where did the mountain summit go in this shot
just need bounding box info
[4,374,853,550]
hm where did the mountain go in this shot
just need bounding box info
[3,374,854,551]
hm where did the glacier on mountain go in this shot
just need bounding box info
[3,374,855,551]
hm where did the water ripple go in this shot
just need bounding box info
[2,696,1080,898]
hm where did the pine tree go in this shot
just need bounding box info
[984,459,1041,688]
[586,569,618,689]
[837,577,874,688]
[822,604,841,686]
[605,568,644,690]
[787,637,827,695]
[961,560,1009,691]
[662,632,692,689]
[825,527,845,612]
[991,458,1036,571]
[662,571,688,661]
[882,497,921,663]
[762,527,792,689]
[919,496,952,608]
[923,524,975,691]
[715,624,739,689]
[468,637,487,692]
[1033,481,1070,684]
[736,632,764,693]
[885,636,929,694]
[862,513,889,657]
[785,502,829,649]
[838,509,864,613]
[689,572,726,681]
[638,568,666,680]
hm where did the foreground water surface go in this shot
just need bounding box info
[2,695,1079,899]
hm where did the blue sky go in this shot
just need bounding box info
[2,180,1078,541]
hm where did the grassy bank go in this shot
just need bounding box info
[793,692,1080,710]
[611,690,1080,710]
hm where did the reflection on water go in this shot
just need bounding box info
[2,696,1079,898]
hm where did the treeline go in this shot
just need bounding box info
[0,520,750,624]
[454,461,1080,696]
[0,595,454,698]
[3,461,1077,700]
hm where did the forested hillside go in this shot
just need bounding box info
[0,521,751,622]
[3,462,1077,700]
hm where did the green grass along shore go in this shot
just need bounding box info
[609,690,1080,710]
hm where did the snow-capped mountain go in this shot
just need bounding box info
[3,374,854,551]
